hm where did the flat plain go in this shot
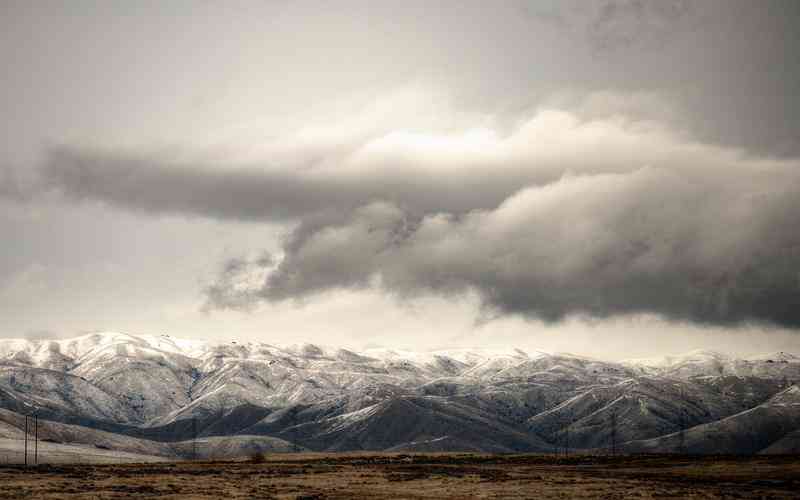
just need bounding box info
[0,453,797,499]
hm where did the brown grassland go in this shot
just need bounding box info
[0,453,798,499]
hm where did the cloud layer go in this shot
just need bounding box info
[11,103,800,328]
[210,168,800,327]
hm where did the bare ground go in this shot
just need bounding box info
[0,453,798,499]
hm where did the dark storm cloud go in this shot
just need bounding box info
[21,118,800,329]
[206,167,800,327]
[185,110,800,328]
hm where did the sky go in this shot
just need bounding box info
[1,0,800,359]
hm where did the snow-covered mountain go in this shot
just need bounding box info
[622,349,800,380]
[1,332,799,458]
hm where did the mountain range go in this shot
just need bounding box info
[1,332,799,460]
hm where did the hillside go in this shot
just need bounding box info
[0,332,799,460]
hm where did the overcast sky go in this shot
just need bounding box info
[2,0,800,358]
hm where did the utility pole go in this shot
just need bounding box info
[191,417,198,461]
[677,386,687,455]
[564,423,569,457]
[24,415,28,466]
[291,408,299,453]
[610,410,617,456]
[34,415,38,465]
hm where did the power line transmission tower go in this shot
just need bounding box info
[291,408,299,453]
[24,415,28,466]
[612,411,618,456]
[676,386,687,455]
[191,417,198,461]
[216,405,226,462]
[562,409,570,457]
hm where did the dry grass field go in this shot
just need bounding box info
[0,453,797,499]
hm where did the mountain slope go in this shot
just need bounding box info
[0,332,798,458]
[623,386,800,454]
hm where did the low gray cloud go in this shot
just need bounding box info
[36,110,650,221]
[202,251,275,312]
[176,108,800,328]
[6,103,800,328]
[8,96,800,329]
[39,146,350,221]
[205,166,800,328]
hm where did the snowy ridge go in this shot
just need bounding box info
[1,332,800,456]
